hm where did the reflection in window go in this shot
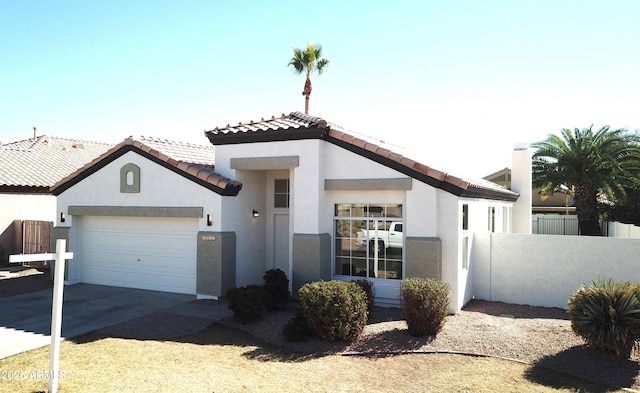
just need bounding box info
[274,179,290,208]
[334,204,403,280]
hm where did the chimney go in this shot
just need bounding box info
[33,127,37,140]
[511,142,532,234]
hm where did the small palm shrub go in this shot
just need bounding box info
[263,268,291,310]
[226,285,269,324]
[400,277,450,337]
[352,279,375,313]
[568,279,640,357]
[298,280,368,342]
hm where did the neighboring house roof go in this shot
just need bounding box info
[205,112,519,201]
[0,135,114,194]
[52,135,242,196]
[484,167,575,213]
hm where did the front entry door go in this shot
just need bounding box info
[273,213,289,274]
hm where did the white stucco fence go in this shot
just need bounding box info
[608,221,640,238]
[471,232,640,310]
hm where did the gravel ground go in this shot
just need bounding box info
[5,272,639,390]
[218,299,640,391]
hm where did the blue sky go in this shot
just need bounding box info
[2,1,639,178]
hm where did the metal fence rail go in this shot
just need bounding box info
[531,215,608,236]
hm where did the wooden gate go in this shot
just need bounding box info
[20,220,53,267]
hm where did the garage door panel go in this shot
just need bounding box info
[78,216,197,294]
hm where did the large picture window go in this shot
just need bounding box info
[334,203,403,280]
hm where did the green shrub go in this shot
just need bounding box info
[263,268,291,310]
[351,279,375,313]
[400,277,450,337]
[283,308,313,342]
[298,280,368,342]
[226,285,269,324]
[568,279,640,357]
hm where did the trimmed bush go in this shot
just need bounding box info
[283,308,313,342]
[226,285,269,324]
[298,280,368,342]
[263,268,291,310]
[568,279,640,357]
[400,277,450,337]
[352,279,375,313]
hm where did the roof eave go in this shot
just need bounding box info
[53,145,241,197]
[0,185,52,195]
[205,127,327,145]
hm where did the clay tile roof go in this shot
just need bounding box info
[53,135,241,196]
[205,111,336,145]
[0,135,114,192]
[206,111,518,201]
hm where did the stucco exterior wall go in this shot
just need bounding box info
[56,151,221,230]
[437,190,462,311]
[222,169,266,287]
[55,151,225,290]
[0,194,56,260]
[438,195,515,312]
[472,232,640,309]
[214,138,516,310]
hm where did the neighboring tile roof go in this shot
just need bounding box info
[53,135,242,196]
[0,135,114,193]
[205,112,519,201]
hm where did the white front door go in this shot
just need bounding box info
[273,213,289,274]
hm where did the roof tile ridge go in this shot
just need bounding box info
[50,140,125,190]
[44,135,115,146]
[139,134,214,150]
[288,111,328,128]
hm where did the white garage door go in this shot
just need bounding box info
[78,216,197,294]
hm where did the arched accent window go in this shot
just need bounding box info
[120,163,140,193]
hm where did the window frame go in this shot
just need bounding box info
[333,203,404,280]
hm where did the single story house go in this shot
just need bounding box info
[484,167,575,215]
[0,134,112,263]
[52,112,521,312]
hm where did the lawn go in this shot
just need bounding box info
[0,323,625,393]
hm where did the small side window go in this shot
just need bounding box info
[462,204,469,230]
[274,179,290,208]
[126,171,134,186]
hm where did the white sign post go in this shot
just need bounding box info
[9,239,73,393]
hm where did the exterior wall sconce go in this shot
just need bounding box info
[206,214,212,226]
[252,209,260,218]
[60,212,66,223]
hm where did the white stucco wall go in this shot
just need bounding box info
[56,151,224,281]
[0,194,56,258]
[214,138,516,310]
[221,169,267,287]
[1,194,56,231]
[56,151,222,230]
[472,232,640,309]
[441,197,515,312]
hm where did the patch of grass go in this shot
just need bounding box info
[0,324,626,392]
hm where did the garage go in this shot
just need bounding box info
[77,215,198,294]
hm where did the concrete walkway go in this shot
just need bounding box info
[0,284,231,359]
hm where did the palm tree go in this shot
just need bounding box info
[532,126,640,235]
[288,43,329,114]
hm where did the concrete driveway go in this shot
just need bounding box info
[0,284,231,359]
